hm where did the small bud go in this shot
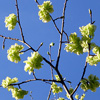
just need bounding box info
[40,42,43,46]
[89,9,92,15]
[50,42,55,47]
[2,45,5,50]
[47,51,50,55]
[30,91,32,94]
[75,94,79,99]
[51,59,55,62]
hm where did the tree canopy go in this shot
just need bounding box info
[0,0,100,100]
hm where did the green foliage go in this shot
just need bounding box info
[65,23,96,55]
[7,43,24,63]
[5,13,18,30]
[79,23,96,38]
[51,82,63,94]
[11,88,28,100]
[75,94,79,99]
[64,23,100,66]
[80,94,85,100]
[66,88,73,99]
[24,52,43,74]
[1,0,100,100]
[57,97,65,100]
[38,1,54,23]
[80,23,96,53]
[86,46,100,66]
[75,94,85,100]
[2,77,28,100]
[65,32,83,55]
[80,74,99,92]
[55,75,61,81]
[2,77,18,90]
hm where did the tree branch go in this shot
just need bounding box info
[47,87,52,100]
[55,0,68,69]
[53,16,64,21]
[72,10,94,95]
[63,30,69,43]
[42,56,55,69]
[35,0,40,5]
[36,42,43,51]
[56,68,74,100]
[0,35,23,43]
[15,0,25,42]
[0,35,55,74]
[50,15,61,35]
[47,45,54,100]
[71,61,87,95]
[9,78,61,86]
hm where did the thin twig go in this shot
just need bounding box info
[49,45,54,79]
[47,88,52,100]
[50,15,61,35]
[9,78,61,86]
[71,61,87,95]
[19,48,31,53]
[89,9,92,24]
[32,70,37,79]
[0,35,23,43]
[61,41,68,43]
[15,0,25,42]
[55,0,67,69]
[63,31,69,43]
[47,45,54,100]
[42,56,55,69]
[54,16,64,21]
[2,38,6,49]
[36,42,43,51]
[35,0,40,5]
[55,1,74,99]
[0,35,36,51]
[56,68,74,100]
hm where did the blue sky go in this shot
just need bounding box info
[0,0,100,100]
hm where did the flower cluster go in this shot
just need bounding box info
[2,77,28,100]
[55,75,61,81]
[80,74,99,92]
[5,13,18,30]
[38,1,54,23]
[64,23,100,66]
[7,43,24,63]
[65,23,96,55]
[2,77,18,90]
[65,32,83,55]
[80,94,85,100]
[75,94,85,100]
[51,82,63,94]
[11,88,28,100]
[86,46,100,66]
[79,23,96,38]
[24,52,43,74]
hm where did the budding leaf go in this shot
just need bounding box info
[5,13,18,30]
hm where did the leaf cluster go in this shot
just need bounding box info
[38,1,54,23]
[80,74,100,92]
